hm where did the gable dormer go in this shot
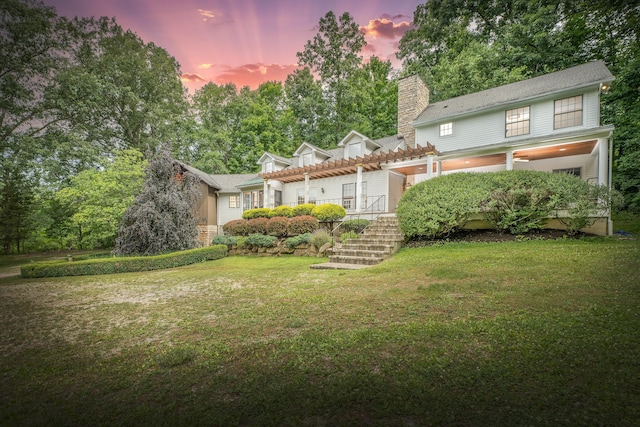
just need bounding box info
[293,142,332,168]
[258,152,291,174]
[338,131,382,160]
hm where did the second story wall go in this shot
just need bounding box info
[416,88,602,153]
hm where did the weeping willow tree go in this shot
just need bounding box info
[114,145,200,256]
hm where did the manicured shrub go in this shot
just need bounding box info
[310,229,331,249]
[269,205,293,218]
[212,235,238,245]
[288,215,319,235]
[21,245,227,278]
[247,217,269,234]
[244,234,277,248]
[340,231,359,243]
[285,233,312,249]
[341,219,370,233]
[292,203,316,216]
[223,219,249,236]
[311,203,346,222]
[397,173,492,239]
[242,208,272,219]
[266,216,289,237]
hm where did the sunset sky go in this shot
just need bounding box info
[44,0,424,92]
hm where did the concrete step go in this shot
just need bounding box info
[329,255,385,265]
[339,243,395,252]
[335,248,390,258]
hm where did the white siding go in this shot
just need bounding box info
[217,193,244,229]
[416,88,602,153]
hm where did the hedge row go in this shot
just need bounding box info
[21,245,228,278]
[397,170,621,239]
[224,215,320,237]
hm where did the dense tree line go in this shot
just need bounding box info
[0,0,637,252]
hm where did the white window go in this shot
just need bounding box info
[346,142,362,158]
[302,152,313,167]
[505,106,530,137]
[264,161,273,173]
[554,95,583,129]
[439,122,453,136]
[229,195,240,208]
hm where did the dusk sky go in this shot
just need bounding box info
[44,0,425,92]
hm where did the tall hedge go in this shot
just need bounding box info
[397,171,619,238]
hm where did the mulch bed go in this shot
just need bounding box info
[405,229,592,248]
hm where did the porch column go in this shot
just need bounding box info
[355,164,363,212]
[426,155,434,179]
[506,150,514,171]
[436,160,442,177]
[598,138,608,186]
[263,180,269,208]
[304,173,310,204]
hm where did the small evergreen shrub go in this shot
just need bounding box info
[244,234,277,247]
[340,231,359,243]
[242,208,272,219]
[341,219,370,233]
[223,219,249,236]
[212,235,238,245]
[21,245,227,278]
[247,217,269,234]
[266,216,289,237]
[285,233,312,249]
[269,205,293,218]
[292,203,316,216]
[310,229,331,249]
[311,203,347,223]
[288,215,319,235]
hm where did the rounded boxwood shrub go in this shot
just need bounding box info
[292,203,316,216]
[266,216,289,237]
[245,234,277,247]
[223,219,249,236]
[311,203,346,223]
[247,217,269,234]
[242,208,272,219]
[288,215,319,235]
[269,205,293,218]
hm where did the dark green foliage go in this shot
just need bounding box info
[397,173,493,238]
[244,234,277,248]
[266,217,289,237]
[311,203,346,222]
[212,235,237,245]
[0,163,35,254]
[292,204,316,217]
[285,233,313,249]
[20,245,227,278]
[247,217,269,235]
[288,215,319,236]
[242,208,272,219]
[340,219,370,233]
[269,206,293,218]
[223,219,249,236]
[113,145,201,256]
[397,171,619,238]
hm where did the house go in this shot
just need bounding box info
[184,61,615,244]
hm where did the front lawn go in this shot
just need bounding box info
[1,237,639,425]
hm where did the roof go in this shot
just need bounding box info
[236,176,265,188]
[210,174,259,192]
[293,142,333,158]
[177,162,221,189]
[414,61,615,126]
[258,152,292,165]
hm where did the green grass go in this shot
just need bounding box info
[1,237,639,426]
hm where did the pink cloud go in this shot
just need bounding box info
[214,63,300,89]
[181,73,206,82]
[361,18,413,39]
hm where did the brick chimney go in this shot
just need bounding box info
[398,75,429,149]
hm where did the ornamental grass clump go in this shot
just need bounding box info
[310,229,331,249]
